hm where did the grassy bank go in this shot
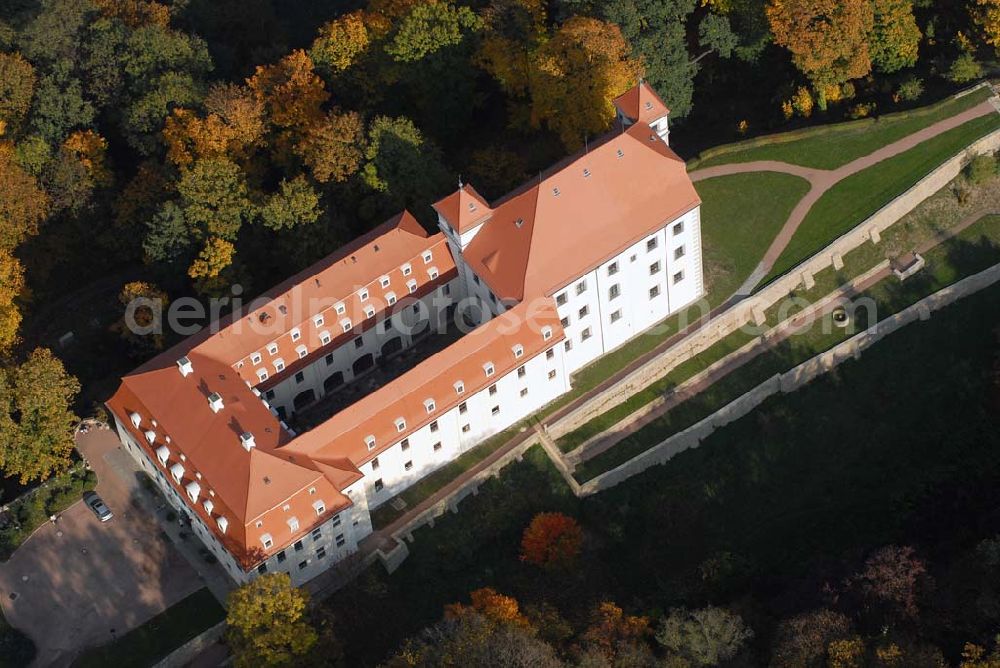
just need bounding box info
[763,112,1000,284]
[692,86,993,170]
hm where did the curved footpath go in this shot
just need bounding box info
[690,97,1000,295]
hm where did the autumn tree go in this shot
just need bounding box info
[294,110,364,183]
[0,348,80,483]
[0,142,48,251]
[310,10,378,73]
[62,129,111,186]
[520,511,584,568]
[771,609,853,668]
[260,176,322,231]
[476,0,547,96]
[0,250,25,353]
[847,544,927,626]
[203,83,266,150]
[656,606,754,666]
[226,573,317,668]
[869,0,920,73]
[445,587,529,627]
[92,0,170,28]
[248,50,328,145]
[766,0,874,96]
[0,52,36,135]
[973,0,1000,52]
[581,601,650,659]
[188,236,235,279]
[529,17,643,150]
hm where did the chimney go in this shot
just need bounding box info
[240,432,256,451]
[177,356,193,377]
[207,392,224,413]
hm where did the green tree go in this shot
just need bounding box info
[656,607,754,666]
[176,157,256,241]
[226,573,317,668]
[123,70,204,155]
[385,2,483,63]
[0,52,36,134]
[0,348,81,484]
[261,175,322,231]
[30,59,95,144]
[362,115,450,212]
[869,0,920,73]
[604,0,697,119]
[0,143,49,251]
[947,52,983,83]
[143,200,190,265]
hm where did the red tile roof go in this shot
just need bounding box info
[432,183,493,233]
[614,81,671,125]
[462,120,700,301]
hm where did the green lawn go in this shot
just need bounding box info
[72,588,225,668]
[692,87,994,170]
[762,111,1000,284]
[574,214,1000,481]
[324,279,1000,665]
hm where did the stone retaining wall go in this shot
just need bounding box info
[151,621,226,668]
[547,122,1000,443]
[577,260,1000,495]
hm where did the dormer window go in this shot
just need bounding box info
[552,187,560,196]
[287,517,299,532]
[129,412,141,428]
[257,369,269,382]
[407,279,417,294]
[335,302,346,315]
[512,344,524,359]
[144,429,156,444]
[484,362,495,377]
[290,328,301,342]
[401,263,412,276]
[251,352,262,365]
[359,288,369,301]
[296,345,308,359]
[216,516,228,533]
[542,326,553,341]
[364,305,375,319]
[422,251,433,264]
[186,480,201,502]
[424,399,436,414]
[204,499,214,515]
[386,292,396,306]
[380,276,390,288]
[267,343,279,355]
[320,331,331,345]
[155,445,169,465]
[341,319,352,333]
[274,358,285,372]
[454,381,465,395]
[428,267,439,280]
[207,392,224,413]
[365,435,376,451]
[261,533,273,549]
[313,500,325,515]
[170,462,184,484]
[313,314,324,327]
[395,418,406,433]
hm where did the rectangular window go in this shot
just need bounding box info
[556,292,567,306]
[258,563,267,574]
[560,316,570,328]
[517,365,526,378]
[433,442,442,451]
[609,284,621,300]
[277,550,286,563]
[422,251,433,264]
[404,460,413,471]
[320,332,331,345]
[267,343,278,355]
[462,424,471,433]
[575,280,587,295]
[673,221,684,236]
[380,276,390,288]
[673,270,685,284]
[650,261,661,275]
[429,420,439,433]
[546,349,555,360]
[564,340,573,352]
[646,237,658,252]
[400,438,410,451]
[312,528,322,541]
[251,353,262,365]
[459,401,467,414]
[374,479,383,492]
[455,381,465,395]
[371,457,379,470]
[491,406,500,416]
[294,540,303,552]
[578,305,589,319]
[298,560,307,570]
[675,245,686,260]
[581,327,592,341]
[294,371,304,384]
[316,546,326,560]
[489,384,497,396]
[325,353,334,366]
[313,315,324,327]
[610,309,622,323]
[354,336,363,349]
[401,263,412,276]
[607,262,619,276]
[520,388,528,397]
[336,534,346,547]
[335,303,346,315]
[548,369,557,380]
[290,328,301,342]
[649,285,661,299]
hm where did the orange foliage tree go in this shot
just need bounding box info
[0,143,48,251]
[766,0,873,92]
[582,602,650,656]
[445,587,529,627]
[520,511,583,568]
[528,17,643,150]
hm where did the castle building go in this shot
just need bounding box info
[106,82,703,586]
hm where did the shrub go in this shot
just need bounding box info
[895,77,924,102]
[966,154,998,185]
[947,53,983,84]
[792,87,814,118]
[848,102,877,119]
